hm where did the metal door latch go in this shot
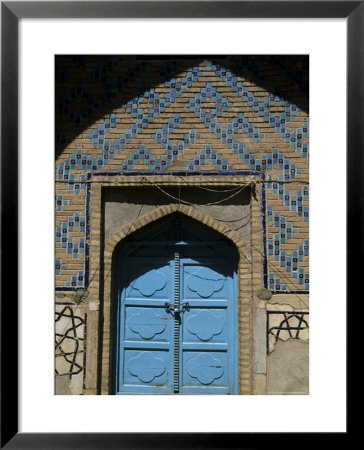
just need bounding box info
[165,302,190,317]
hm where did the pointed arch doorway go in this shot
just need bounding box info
[113,213,239,394]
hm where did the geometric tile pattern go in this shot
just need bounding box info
[55,305,86,378]
[267,311,309,353]
[55,55,309,292]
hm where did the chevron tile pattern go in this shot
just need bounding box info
[55,55,309,292]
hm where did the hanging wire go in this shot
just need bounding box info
[233,219,251,232]
[142,176,251,206]
[176,176,246,193]
[220,212,250,224]
[192,185,245,192]
[124,203,144,237]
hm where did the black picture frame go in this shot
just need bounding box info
[1,1,355,448]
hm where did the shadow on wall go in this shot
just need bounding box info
[102,186,252,245]
[111,211,239,283]
[103,185,251,206]
[55,55,309,158]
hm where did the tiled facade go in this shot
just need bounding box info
[55,55,309,395]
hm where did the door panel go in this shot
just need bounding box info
[182,351,229,393]
[125,307,173,343]
[115,258,174,394]
[183,308,227,344]
[124,262,172,301]
[179,259,236,394]
[123,349,171,392]
[182,262,230,301]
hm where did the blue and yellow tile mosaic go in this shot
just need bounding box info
[55,55,309,293]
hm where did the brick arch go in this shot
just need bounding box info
[101,203,253,394]
[105,202,247,257]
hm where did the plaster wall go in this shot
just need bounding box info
[267,340,309,394]
[103,186,251,245]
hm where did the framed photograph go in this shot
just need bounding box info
[1,1,355,447]
[54,53,310,399]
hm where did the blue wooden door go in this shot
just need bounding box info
[114,215,238,394]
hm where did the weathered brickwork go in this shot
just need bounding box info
[55,55,309,394]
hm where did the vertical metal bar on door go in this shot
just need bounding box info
[173,218,181,393]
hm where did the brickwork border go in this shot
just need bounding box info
[84,174,264,395]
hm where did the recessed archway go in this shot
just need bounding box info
[100,203,253,394]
